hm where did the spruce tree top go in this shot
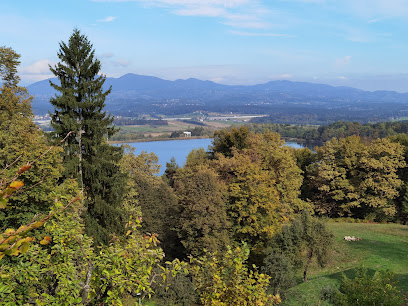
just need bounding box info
[50,29,116,143]
[49,29,118,177]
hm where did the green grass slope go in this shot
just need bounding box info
[282,222,408,305]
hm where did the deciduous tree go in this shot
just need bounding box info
[120,149,182,260]
[173,165,231,257]
[307,136,405,218]
[263,211,333,293]
[0,47,64,228]
[189,243,281,306]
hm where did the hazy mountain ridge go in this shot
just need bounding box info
[28,73,408,119]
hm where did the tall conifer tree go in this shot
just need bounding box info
[49,29,125,244]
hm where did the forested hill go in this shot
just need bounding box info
[28,74,408,122]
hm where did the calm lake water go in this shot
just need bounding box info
[123,138,305,175]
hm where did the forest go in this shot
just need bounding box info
[1,30,408,305]
[249,120,408,143]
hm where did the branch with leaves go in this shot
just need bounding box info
[0,132,77,260]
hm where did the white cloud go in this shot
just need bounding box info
[98,16,116,22]
[18,59,57,85]
[338,76,347,80]
[21,59,54,74]
[91,0,277,33]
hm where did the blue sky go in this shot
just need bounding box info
[1,0,408,91]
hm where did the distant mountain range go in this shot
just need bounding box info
[28,73,408,123]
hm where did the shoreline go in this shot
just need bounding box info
[108,136,320,147]
[108,135,211,144]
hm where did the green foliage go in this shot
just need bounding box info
[0,47,64,229]
[249,121,408,145]
[173,165,231,257]
[0,199,177,305]
[49,29,126,244]
[0,179,40,260]
[185,148,210,168]
[308,136,405,219]
[211,126,250,157]
[252,131,306,213]
[263,211,334,293]
[211,130,305,264]
[316,121,408,142]
[328,268,404,305]
[0,46,20,87]
[389,134,408,223]
[189,243,281,306]
[120,149,182,260]
[0,197,90,305]
[163,156,179,187]
[91,217,166,304]
[152,270,199,306]
[248,123,319,141]
[49,28,118,176]
[223,152,282,247]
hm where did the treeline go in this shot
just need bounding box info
[109,125,213,141]
[315,120,408,141]
[113,117,169,126]
[169,126,212,138]
[247,104,405,125]
[248,123,319,141]
[180,119,206,126]
[248,120,408,144]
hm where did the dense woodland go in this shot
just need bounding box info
[1,31,408,305]
[250,120,408,143]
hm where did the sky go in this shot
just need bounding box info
[1,0,408,91]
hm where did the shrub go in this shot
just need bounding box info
[329,268,403,306]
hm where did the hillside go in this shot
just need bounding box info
[282,222,408,305]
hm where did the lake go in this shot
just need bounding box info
[122,138,306,175]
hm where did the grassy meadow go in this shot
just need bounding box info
[128,222,408,305]
[282,222,408,305]
[113,113,257,140]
